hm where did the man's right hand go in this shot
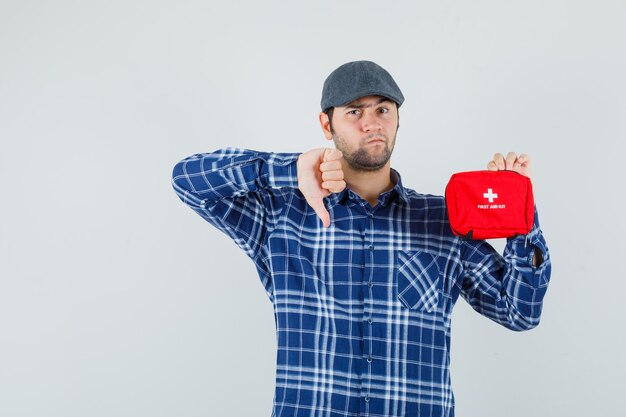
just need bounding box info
[297,148,346,228]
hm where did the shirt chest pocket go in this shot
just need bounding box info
[395,250,442,313]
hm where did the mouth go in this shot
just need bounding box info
[366,138,385,144]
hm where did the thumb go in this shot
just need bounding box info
[308,197,331,228]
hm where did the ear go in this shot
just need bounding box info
[396,105,400,129]
[319,112,333,140]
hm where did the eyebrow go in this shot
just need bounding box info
[345,97,392,109]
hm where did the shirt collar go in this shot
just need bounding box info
[324,167,410,209]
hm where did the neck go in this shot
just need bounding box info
[342,160,395,206]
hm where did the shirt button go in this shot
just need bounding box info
[365,395,370,402]
[368,244,373,250]
[367,318,372,324]
[367,356,372,363]
[367,281,373,288]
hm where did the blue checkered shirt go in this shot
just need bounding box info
[172,147,551,417]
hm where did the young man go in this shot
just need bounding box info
[171,60,551,417]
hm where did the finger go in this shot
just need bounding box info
[505,152,517,170]
[320,160,342,171]
[329,148,343,160]
[322,180,346,193]
[323,148,332,163]
[308,197,331,228]
[493,153,505,170]
[322,169,344,181]
[518,153,529,165]
[486,160,497,171]
[323,148,343,162]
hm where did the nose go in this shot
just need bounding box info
[361,110,382,132]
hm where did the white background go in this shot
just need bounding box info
[1,1,624,416]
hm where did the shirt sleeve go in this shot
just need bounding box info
[171,147,300,260]
[458,205,552,331]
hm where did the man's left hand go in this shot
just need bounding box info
[487,152,542,266]
[487,152,532,180]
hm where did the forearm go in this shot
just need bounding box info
[171,147,301,259]
[171,147,300,209]
[461,207,552,331]
[501,210,551,328]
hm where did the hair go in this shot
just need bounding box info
[326,107,336,134]
[325,102,400,135]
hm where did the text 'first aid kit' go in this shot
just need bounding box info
[445,170,534,240]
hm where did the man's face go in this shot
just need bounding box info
[323,95,399,172]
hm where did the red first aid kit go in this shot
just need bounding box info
[445,170,534,239]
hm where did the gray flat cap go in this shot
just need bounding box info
[320,60,404,113]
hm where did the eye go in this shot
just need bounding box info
[347,109,361,116]
[378,107,389,114]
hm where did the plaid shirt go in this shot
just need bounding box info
[172,147,551,417]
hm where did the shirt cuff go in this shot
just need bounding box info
[506,204,549,267]
[263,152,301,189]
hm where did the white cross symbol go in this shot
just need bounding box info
[483,188,498,203]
